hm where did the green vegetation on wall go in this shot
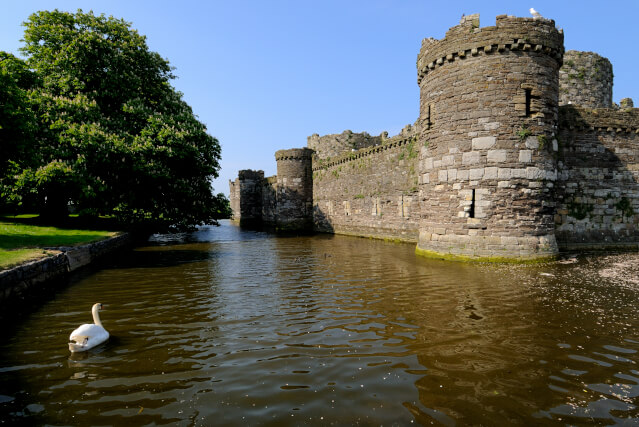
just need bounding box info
[517,124,532,141]
[568,200,593,220]
[615,197,635,219]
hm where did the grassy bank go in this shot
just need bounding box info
[0,216,117,270]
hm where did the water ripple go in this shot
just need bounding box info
[0,222,638,424]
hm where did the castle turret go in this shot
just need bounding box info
[275,148,314,232]
[229,169,264,227]
[559,50,613,108]
[416,14,564,261]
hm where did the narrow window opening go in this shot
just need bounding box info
[469,189,476,218]
[524,89,532,117]
[426,104,433,128]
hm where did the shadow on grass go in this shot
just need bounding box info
[0,214,122,231]
[0,233,113,250]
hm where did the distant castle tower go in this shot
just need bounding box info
[229,170,264,227]
[559,51,613,108]
[416,14,564,260]
[275,148,314,232]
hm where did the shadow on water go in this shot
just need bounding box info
[0,221,637,425]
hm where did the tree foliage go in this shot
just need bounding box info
[1,9,227,231]
[0,52,40,209]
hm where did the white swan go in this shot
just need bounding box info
[68,303,109,352]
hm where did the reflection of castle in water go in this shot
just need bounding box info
[230,13,639,262]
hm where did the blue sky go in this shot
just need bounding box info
[2,1,637,196]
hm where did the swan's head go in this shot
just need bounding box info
[92,303,104,311]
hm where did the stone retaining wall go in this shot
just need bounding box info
[0,233,131,305]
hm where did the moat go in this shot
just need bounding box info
[1,220,638,425]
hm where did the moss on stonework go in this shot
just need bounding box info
[415,247,557,264]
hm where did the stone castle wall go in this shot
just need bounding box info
[230,13,639,261]
[313,133,420,242]
[275,148,314,231]
[416,14,564,260]
[261,176,277,225]
[555,106,639,248]
[559,51,613,108]
[229,170,265,227]
[308,131,384,160]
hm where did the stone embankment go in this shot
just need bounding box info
[0,233,131,305]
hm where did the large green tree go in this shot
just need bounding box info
[0,52,40,211]
[2,9,225,231]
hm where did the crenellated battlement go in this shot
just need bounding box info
[417,14,563,85]
[237,169,264,180]
[231,13,639,261]
[275,148,314,162]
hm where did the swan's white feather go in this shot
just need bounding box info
[69,324,109,352]
[68,303,110,352]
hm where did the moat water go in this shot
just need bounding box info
[0,220,638,425]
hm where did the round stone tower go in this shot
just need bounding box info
[559,50,613,108]
[415,14,564,261]
[275,148,314,232]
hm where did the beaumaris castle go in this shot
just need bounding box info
[229,13,639,262]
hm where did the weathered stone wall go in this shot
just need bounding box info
[0,233,131,306]
[275,148,314,231]
[416,14,564,261]
[556,106,639,248]
[308,131,384,160]
[229,170,265,227]
[261,176,278,225]
[229,13,639,261]
[0,253,67,303]
[313,134,420,242]
[559,51,613,108]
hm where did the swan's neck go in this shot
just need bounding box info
[92,305,103,327]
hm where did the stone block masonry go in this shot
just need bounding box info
[416,14,563,261]
[555,106,639,249]
[559,51,613,109]
[230,13,639,262]
[0,233,131,306]
[313,133,420,242]
[229,170,265,227]
[275,148,314,232]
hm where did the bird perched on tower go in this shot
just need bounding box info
[530,8,542,19]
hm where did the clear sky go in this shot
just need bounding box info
[2,1,637,196]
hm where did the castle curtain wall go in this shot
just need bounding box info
[555,106,639,248]
[312,134,420,242]
[229,13,639,261]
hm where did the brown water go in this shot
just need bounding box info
[1,220,638,426]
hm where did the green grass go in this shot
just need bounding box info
[0,248,59,269]
[0,217,117,270]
